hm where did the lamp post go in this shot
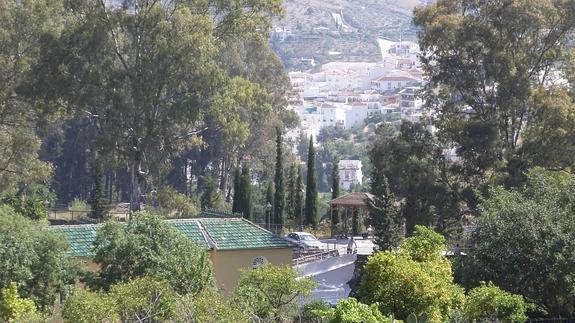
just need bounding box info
[266,202,272,231]
[300,188,305,230]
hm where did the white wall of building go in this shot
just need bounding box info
[339,160,363,190]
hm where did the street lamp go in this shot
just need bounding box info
[300,188,305,228]
[266,202,272,231]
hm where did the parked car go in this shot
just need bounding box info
[285,232,324,250]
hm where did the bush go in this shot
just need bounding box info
[1,194,47,220]
[175,289,248,322]
[465,282,528,322]
[68,198,90,218]
[0,282,43,323]
[301,300,331,322]
[147,186,198,218]
[357,226,464,322]
[313,297,394,323]
[232,265,316,322]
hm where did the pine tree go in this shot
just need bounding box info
[265,182,275,227]
[331,159,340,230]
[368,172,401,250]
[239,165,253,221]
[304,136,318,227]
[232,167,242,214]
[89,161,107,221]
[273,127,285,226]
[286,164,297,220]
[294,166,304,226]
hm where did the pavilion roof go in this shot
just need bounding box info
[330,192,375,208]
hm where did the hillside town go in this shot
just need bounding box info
[287,39,426,140]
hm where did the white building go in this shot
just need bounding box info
[399,86,423,109]
[339,160,363,190]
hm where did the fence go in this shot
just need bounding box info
[47,209,130,224]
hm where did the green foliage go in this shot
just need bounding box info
[301,300,331,323]
[232,168,242,214]
[29,0,284,211]
[414,0,575,183]
[111,277,177,322]
[234,165,253,221]
[91,212,213,294]
[148,186,198,218]
[402,226,445,263]
[233,265,316,322]
[370,122,460,237]
[68,198,89,218]
[368,173,401,251]
[175,289,248,323]
[0,282,43,323]
[305,136,318,227]
[464,282,528,322]
[314,298,393,323]
[331,159,340,228]
[286,164,297,220]
[64,277,177,322]
[88,162,107,220]
[62,287,118,323]
[1,194,47,220]
[274,128,285,225]
[461,168,575,317]
[200,176,225,211]
[357,226,464,322]
[0,0,56,198]
[294,166,304,225]
[0,205,71,312]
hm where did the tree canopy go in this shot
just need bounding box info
[91,212,213,294]
[459,167,575,317]
[0,205,72,312]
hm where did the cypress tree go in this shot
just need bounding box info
[331,159,340,230]
[265,182,274,227]
[89,161,107,220]
[304,135,318,227]
[273,127,285,226]
[201,176,218,210]
[239,165,252,221]
[232,167,241,214]
[294,165,304,226]
[286,164,297,220]
[352,208,360,236]
[367,172,401,250]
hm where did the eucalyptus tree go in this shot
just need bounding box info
[0,0,64,196]
[414,0,575,184]
[30,0,283,211]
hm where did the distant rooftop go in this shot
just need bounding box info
[330,192,375,208]
[47,217,292,257]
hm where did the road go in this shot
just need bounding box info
[321,236,375,256]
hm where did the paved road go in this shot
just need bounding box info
[321,236,375,256]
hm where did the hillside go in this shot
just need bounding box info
[272,0,425,70]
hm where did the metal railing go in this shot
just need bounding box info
[292,249,339,266]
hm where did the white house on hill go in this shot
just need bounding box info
[338,160,363,190]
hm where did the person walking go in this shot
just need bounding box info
[347,236,357,254]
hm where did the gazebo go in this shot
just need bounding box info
[330,192,374,237]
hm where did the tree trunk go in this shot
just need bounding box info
[130,150,143,212]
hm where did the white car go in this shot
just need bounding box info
[285,232,324,251]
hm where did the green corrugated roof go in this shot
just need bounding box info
[47,218,291,257]
[47,224,101,257]
[199,218,292,250]
[169,220,211,249]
